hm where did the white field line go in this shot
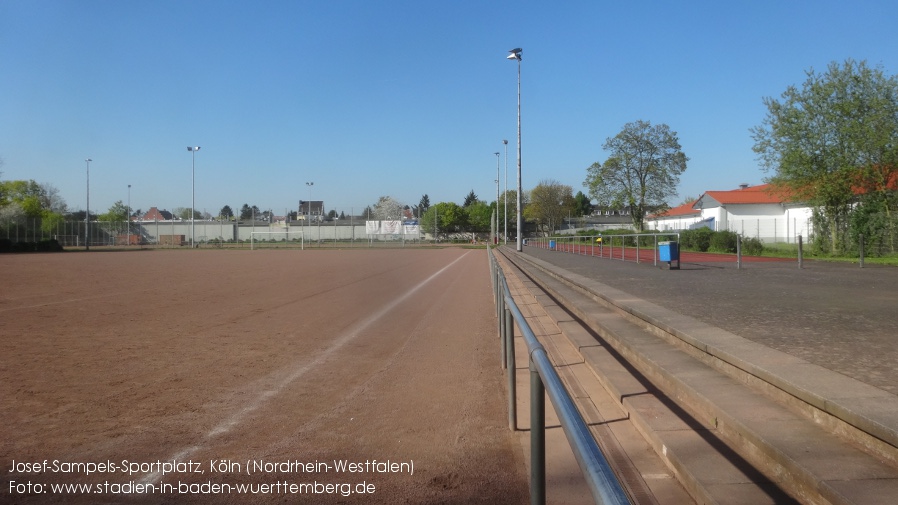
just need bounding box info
[137,251,471,485]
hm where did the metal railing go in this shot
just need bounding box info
[489,246,630,505]
[527,233,680,267]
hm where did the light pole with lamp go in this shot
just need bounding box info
[503,139,508,244]
[507,47,522,251]
[494,152,500,245]
[85,158,92,250]
[187,146,200,247]
[306,182,314,246]
[127,184,131,246]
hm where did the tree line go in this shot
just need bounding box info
[3,58,896,253]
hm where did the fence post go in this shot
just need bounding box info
[530,358,546,505]
[737,235,742,270]
[506,306,517,431]
[798,235,803,269]
[859,234,865,268]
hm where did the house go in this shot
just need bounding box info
[646,201,702,231]
[692,184,811,242]
[141,207,175,221]
[645,184,813,243]
[298,200,324,221]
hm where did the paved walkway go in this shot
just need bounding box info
[522,246,898,396]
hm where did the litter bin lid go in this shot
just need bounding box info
[659,241,670,245]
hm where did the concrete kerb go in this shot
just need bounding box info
[509,250,898,467]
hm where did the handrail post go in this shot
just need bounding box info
[507,305,517,431]
[859,234,865,268]
[500,274,507,369]
[530,357,546,505]
[737,234,742,270]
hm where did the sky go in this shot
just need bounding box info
[2,0,898,218]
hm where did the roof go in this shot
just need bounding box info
[648,201,701,219]
[698,184,795,206]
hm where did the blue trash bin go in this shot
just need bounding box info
[659,241,680,269]
[549,240,556,250]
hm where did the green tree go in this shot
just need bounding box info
[573,191,592,217]
[751,59,898,254]
[497,189,522,239]
[465,201,492,233]
[421,202,468,239]
[524,179,574,236]
[99,201,130,235]
[219,205,234,220]
[0,180,45,216]
[585,120,688,231]
[41,211,65,235]
[463,190,478,207]
[173,207,203,221]
[418,194,430,215]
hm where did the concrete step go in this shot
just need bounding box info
[500,250,898,505]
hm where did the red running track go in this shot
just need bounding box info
[530,242,791,263]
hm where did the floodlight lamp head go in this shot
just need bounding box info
[494,152,500,156]
[187,146,200,152]
[86,158,92,162]
[507,48,522,60]
[503,139,508,144]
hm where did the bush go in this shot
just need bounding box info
[679,228,713,252]
[0,239,64,253]
[37,239,64,252]
[709,231,738,253]
[741,236,764,256]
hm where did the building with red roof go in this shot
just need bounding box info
[647,184,813,243]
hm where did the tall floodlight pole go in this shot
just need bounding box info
[507,48,522,251]
[503,139,508,244]
[187,146,200,248]
[127,184,131,246]
[85,158,92,250]
[306,182,314,246]
[494,152,500,245]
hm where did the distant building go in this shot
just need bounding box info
[647,201,702,231]
[298,200,324,221]
[141,207,175,221]
[645,184,812,242]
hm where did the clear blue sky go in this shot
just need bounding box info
[3,0,897,217]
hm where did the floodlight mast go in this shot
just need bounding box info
[503,139,508,244]
[306,182,314,249]
[85,158,92,250]
[507,47,522,251]
[494,152,500,244]
[187,146,200,247]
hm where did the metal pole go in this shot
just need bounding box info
[504,139,508,244]
[859,234,865,268]
[516,54,523,252]
[191,150,195,247]
[798,235,804,269]
[495,152,500,244]
[530,359,545,505]
[127,184,131,246]
[187,146,200,248]
[506,304,517,431]
[85,158,91,251]
[737,234,742,269]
